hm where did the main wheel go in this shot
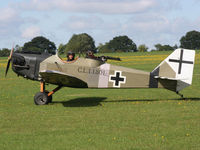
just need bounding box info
[34,92,49,105]
[45,90,53,103]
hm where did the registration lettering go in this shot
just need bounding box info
[78,67,108,76]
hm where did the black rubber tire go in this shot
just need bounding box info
[45,90,53,103]
[34,92,49,105]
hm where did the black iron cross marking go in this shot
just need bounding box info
[169,49,193,74]
[110,71,126,87]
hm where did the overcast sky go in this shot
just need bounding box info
[0,0,200,50]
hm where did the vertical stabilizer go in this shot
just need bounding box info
[151,48,195,92]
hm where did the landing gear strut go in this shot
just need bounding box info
[176,91,184,99]
[34,81,62,105]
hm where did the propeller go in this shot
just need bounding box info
[5,47,14,77]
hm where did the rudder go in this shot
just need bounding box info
[151,48,195,92]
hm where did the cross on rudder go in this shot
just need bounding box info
[169,49,194,74]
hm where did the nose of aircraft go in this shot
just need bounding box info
[5,52,27,77]
[5,50,52,81]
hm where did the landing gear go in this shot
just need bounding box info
[45,90,52,103]
[176,91,184,99]
[34,81,62,105]
[34,92,49,105]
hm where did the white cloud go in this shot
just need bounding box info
[0,7,17,22]
[124,14,170,34]
[1,0,200,49]
[121,14,200,48]
[21,26,41,39]
[0,7,22,36]
[155,0,181,11]
[19,0,156,14]
[58,12,200,49]
[62,15,103,31]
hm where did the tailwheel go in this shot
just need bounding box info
[34,92,49,105]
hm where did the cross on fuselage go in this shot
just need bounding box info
[110,72,125,87]
[169,49,193,74]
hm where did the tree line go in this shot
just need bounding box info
[0,30,200,57]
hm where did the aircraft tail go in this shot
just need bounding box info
[150,48,195,92]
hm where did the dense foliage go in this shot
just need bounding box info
[98,36,137,53]
[1,30,199,57]
[0,48,10,57]
[57,44,65,55]
[154,44,177,51]
[180,30,200,50]
[97,43,112,53]
[138,44,148,52]
[22,36,56,54]
[62,33,96,54]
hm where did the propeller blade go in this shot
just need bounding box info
[9,46,14,59]
[5,59,11,77]
[5,47,14,77]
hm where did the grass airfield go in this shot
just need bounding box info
[0,51,200,150]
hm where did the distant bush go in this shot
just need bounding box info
[180,30,200,50]
[0,48,10,57]
[64,33,96,54]
[154,44,177,51]
[98,35,137,53]
[23,36,56,54]
[138,44,148,52]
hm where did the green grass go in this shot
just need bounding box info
[0,51,200,150]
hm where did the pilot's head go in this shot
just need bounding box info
[67,51,75,61]
[86,50,94,57]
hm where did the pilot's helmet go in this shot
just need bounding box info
[67,51,75,57]
[86,50,94,56]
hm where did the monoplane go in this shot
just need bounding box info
[5,48,195,105]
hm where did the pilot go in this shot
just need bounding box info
[67,51,75,61]
[86,50,97,59]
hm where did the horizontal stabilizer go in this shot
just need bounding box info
[154,76,188,81]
